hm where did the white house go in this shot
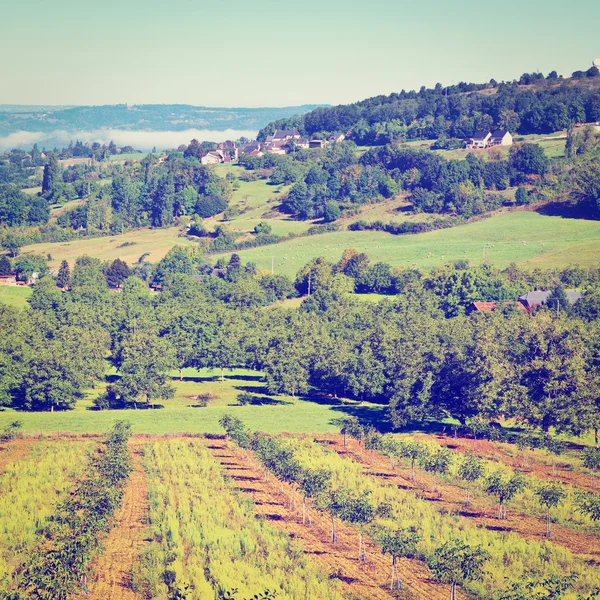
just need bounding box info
[489,130,513,146]
[467,131,492,149]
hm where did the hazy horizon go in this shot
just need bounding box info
[0,128,259,152]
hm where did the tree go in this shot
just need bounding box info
[106,258,131,288]
[0,255,12,275]
[535,482,566,537]
[56,260,71,289]
[484,472,526,519]
[2,233,23,257]
[323,201,341,222]
[342,491,375,561]
[0,420,22,442]
[582,447,600,488]
[545,285,571,316]
[515,186,530,206]
[428,539,488,600]
[380,527,421,591]
[420,447,453,493]
[42,153,60,197]
[254,221,272,235]
[458,453,485,504]
[299,468,330,525]
[509,143,548,175]
[19,326,109,411]
[575,489,600,523]
[332,416,359,447]
[401,440,425,482]
[115,330,177,408]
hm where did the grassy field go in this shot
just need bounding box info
[19,209,600,275]
[19,226,197,270]
[0,369,379,435]
[214,210,600,275]
[0,286,31,308]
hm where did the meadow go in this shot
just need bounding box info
[0,285,31,308]
[215,210,600,276]
[0,369,375,434]
[17,208,600,277]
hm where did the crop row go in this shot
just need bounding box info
[292,435,600,599]
[134,439,343,600]
[6,421,132,600]
[0,439,91,594]
[357,431,600,534]
[220,416,600,600]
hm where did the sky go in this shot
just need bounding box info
[2,0,599,107]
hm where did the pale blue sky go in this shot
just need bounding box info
[1,0,599,106]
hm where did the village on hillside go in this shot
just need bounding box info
[201,127,513,165]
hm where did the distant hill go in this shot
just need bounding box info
[0,104,325,137]
[258,68,600,143]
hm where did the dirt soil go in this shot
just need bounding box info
[413,433,599,493]
[203,437,462,600]
[318,436,600,565]
[78,442,148,600]
[0,439,34,475]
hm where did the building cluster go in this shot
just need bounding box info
[469,290,582,314]
[467,130,513,149]
[241,129,345,157]
[200,140,240,165]
[200,130,346,164]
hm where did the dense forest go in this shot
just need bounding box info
[258,68,600,143]
[1,250,598,444]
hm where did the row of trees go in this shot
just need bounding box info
[220,417,491,599]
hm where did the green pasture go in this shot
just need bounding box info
[215,210,600,276]
[0,286,31,309]
[0,369,380,435]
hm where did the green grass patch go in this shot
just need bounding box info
[214,211,600,276]
[0,286,31,309]
[0,369,381,435]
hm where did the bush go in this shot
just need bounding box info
[237,392,255,406]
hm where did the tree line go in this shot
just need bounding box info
[0,249,598,445]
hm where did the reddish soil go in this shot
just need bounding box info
[318,436,600,564]
[203,437,462,600]
[76,442,148,600]
[412,433,599,493]
[0,439,34,475]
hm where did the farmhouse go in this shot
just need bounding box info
[201,151,225,165]
[329,133,345,143]
[467,131,492,149]
[468,301,527,314]
[467,130,513,149]
[490,130,513,146]
[0,274,17,285]
[240,141,263,156]
[518,290,582,310]
[218,140,239,161]
[265,128,303,143]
